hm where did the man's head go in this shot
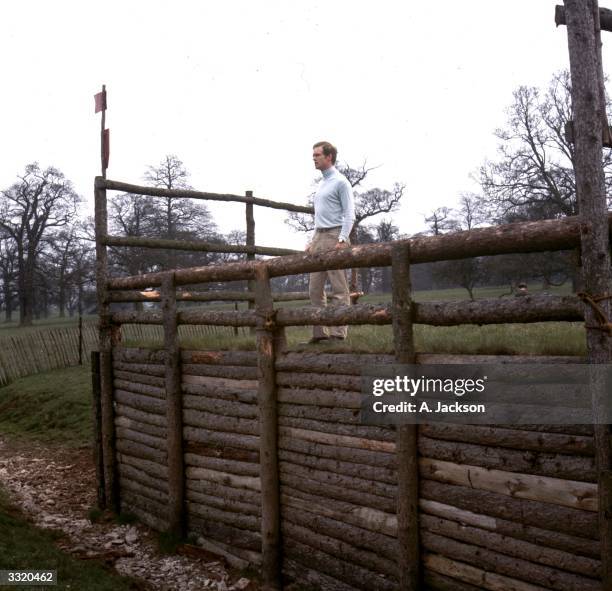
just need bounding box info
[313,141,337,171]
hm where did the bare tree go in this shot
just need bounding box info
[43,224,95,318]
[375,220,400,293]
[424,207,460,236]
[478,70,612,222]
[0,164,81,326]
[456,192,485,230]
[144,154,215,240]
[424,206,482,300]
[109,193,159,277]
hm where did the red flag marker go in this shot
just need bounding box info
[94,90,107,113]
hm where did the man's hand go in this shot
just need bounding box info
[334,241,349,250]
[305,243,312,254]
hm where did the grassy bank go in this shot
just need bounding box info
[0,365,92,446]
[0,368,139,590]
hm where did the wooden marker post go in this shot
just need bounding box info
[255,264,282,590]
[162,273,185,538]
[94,180,119,512]
[561,0,612,585]
[246,191,256,334]
[391,243,419,590]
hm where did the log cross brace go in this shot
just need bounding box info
[578,292,612,334]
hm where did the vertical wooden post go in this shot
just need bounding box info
[255,264,282,590]
[94,180,119,512]
[90,350,105,509]
[162,272,185,538]
[100,84,107,179]
[563,0,612,585]
[246,192,256,335]
[78,314,83,366]
[391,243,419,590]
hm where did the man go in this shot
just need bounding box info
[305,141,356,343]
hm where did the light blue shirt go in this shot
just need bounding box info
[314,166,356,241]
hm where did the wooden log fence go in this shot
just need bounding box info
[105,213,612,290]
[104,341,607,590]
[109,294,585,329]
[104,234,300,256]
[99,244,607,591]
[94,12,612,581]
[107,289,313,303]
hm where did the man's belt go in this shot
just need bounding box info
[315,226,341,233]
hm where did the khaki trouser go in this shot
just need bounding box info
[308,227,350,339]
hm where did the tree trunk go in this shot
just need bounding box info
[3,271,13,322]
[58,268,66,318]
[359,268,371,294]
[381,266,392,293]
[19,258,34,327]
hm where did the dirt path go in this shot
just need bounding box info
[0,437,255,591]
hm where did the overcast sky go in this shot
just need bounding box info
[0,1,603,250]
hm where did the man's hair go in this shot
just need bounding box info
[313,141,337,164]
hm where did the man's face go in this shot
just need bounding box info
[313,147,333,171]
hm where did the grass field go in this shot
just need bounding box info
[175,322,586,356]
[0,315,97,338]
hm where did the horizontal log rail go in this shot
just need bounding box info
[104,235,300,257]
[96,177,314,214]
[107,213,612,290]
[108,289,360,304]
[555,4,612,32]
[108,290,312,303]
[110,294,584,328]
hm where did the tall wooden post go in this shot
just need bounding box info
[255,264,282,590]
[391,243,419,590]
[562,0,612,585]
[94,179,119,511]
[246,192,256,335]
[99,84,107,179]
[162,272,185,538]
[90,350,105,509]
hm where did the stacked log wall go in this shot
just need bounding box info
[113,348,170,530]
[110,347,602,590]
[181,350,263,567]
[276,352,399,590]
